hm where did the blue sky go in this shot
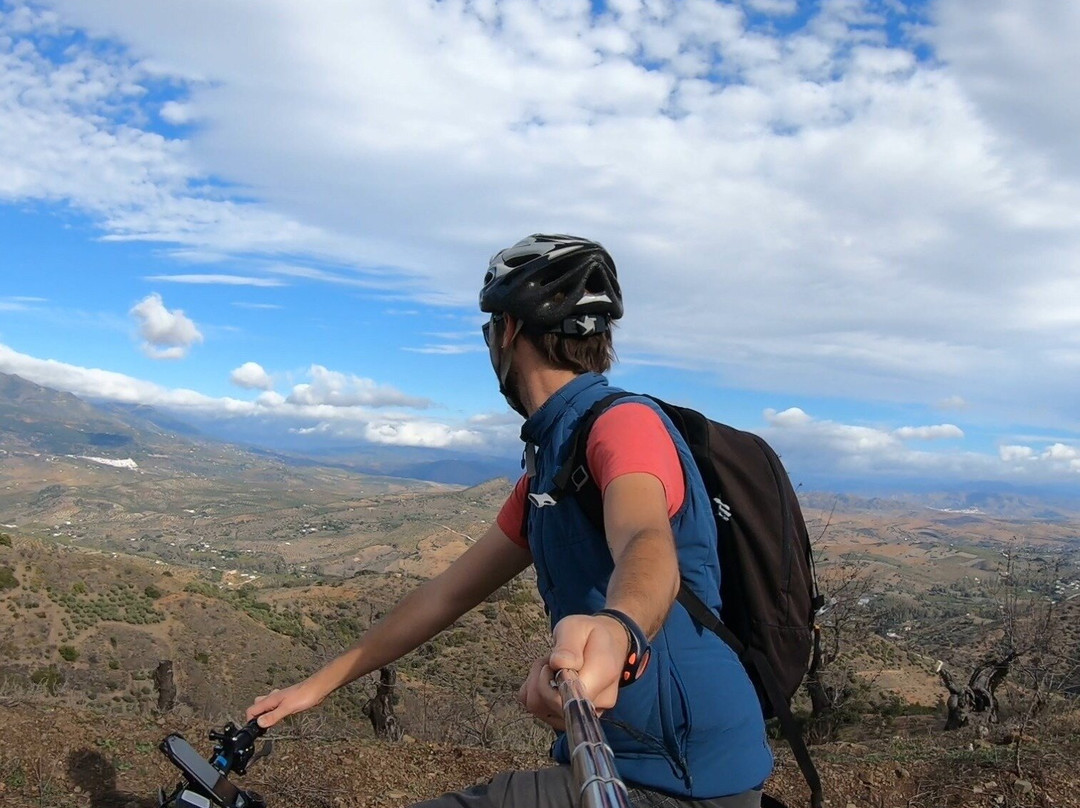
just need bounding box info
[1,0,1078,491]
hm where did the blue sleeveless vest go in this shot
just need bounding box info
[521,373,773,798]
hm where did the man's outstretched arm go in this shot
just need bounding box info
[248,524,532,727]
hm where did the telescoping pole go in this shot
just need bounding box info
[556,669,631,808]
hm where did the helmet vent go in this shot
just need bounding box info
[504,254,536,269]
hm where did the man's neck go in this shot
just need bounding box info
[520,367,580,416]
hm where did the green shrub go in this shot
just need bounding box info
[30,665,64,695]
[59,645,80,662]
[71,581,87,595]
[144,585,162,599]
[0,566,18,590]
[194,651,210,664]
[0,532,11,547]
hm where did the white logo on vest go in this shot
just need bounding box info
[713,497,732,521]
[529,493,558,508]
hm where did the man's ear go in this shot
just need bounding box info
[502,315,520,349]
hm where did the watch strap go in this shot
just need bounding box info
[594,608,652,687]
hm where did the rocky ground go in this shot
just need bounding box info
[1,703,1078,808]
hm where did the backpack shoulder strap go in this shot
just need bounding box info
[523,392,633,541]
[546,391,635,525]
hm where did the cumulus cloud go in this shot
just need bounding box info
[761,407,1075,483]
[286,365,430,409]
[129,293,203,359]
[998,442,1080,474]
[999,445,1035,462]
[893,425,964,441]
[364,420,483,449]
[229,361,273,390]
[159,100,192,125]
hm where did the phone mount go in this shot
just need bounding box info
[158,719,273,808]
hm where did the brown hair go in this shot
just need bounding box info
[521,327,616,374]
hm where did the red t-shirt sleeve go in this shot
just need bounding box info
[497,404,684,547]
[586,402,685,518]
[496,474,530,549]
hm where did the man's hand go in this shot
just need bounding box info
[517,613,629,730]
[246,679,327,729]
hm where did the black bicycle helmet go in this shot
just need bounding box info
[479,234,623,334]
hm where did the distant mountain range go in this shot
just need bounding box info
[0,372,519,486]
[0,372,176,456]
[0,371,1075,513]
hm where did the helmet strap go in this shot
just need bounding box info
[493,317,528,417]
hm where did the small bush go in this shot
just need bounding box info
[59,645,80,662]
[30,665,64,695]
[0,566,18,590]
[194,651,210,664]
[144,585,162,599]
[0,532,11,547]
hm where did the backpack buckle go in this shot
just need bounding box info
[569,465,590,492]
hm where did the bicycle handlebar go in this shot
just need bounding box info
[158,719,271,808]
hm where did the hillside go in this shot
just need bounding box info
[3,534,1079,808]
[2,372,1079,807]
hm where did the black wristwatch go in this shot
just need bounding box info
[595,608,652,687]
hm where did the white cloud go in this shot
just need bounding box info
[763,407,1077,482]
[129,293,203,359]
[937,395,968,411]
[744,0,798,15]
[286,365,431,409]
[145,274,285,287]
[230,361,273,390]
[403,344,485,355]
[159,100,192,125]
[1,1,1079,433]
[766,407,813,428]
[998,442,1080,474]
[1045,443,1079,462]
[932,0,1080,179]
[0,341,242,411]
[893,424,964,441]
[364,420,483,449]
[256,390,285,407]
[999,445,1035,462]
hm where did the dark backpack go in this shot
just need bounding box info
[538,392,824,808]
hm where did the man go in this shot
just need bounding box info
[247,234,772,807]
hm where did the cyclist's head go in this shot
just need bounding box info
[480,234,620,389]
[480,234,622,331]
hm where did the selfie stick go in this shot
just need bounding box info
[557,669,631,808]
